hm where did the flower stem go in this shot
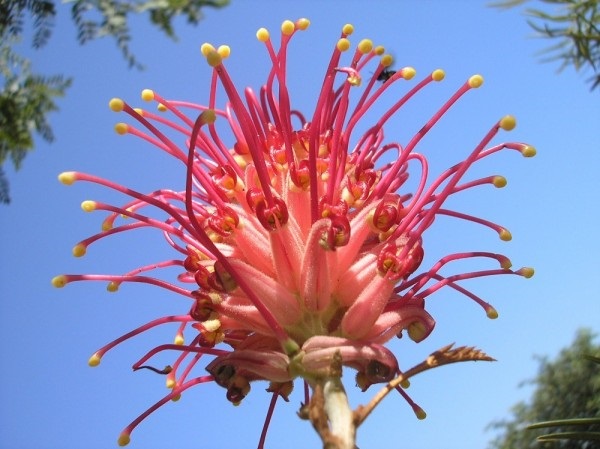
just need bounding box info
[323,376,355,449]
[307,352,356,449]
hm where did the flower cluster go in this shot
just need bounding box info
[53,18,534,447]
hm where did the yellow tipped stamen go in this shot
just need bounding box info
[117,434,130,447]
[500,258,512,270]
[381,54,393,67]
[499,229,512,241]
[171,393,181,402]
[337,38,350,52]
[493,176,507,188]
[206,50,222,67]
[357,38,373,54]
[281,20,295,35]
[141,89,154,101]
[81,200,97,212]
[468,74,484,88]
[256,27,269,42]
[374,45,385,56]
[415,407,427,420]
[157,103,167,112]
[107,282,119,292]
[200,42,215,56]
[217,45,231,59]
[521,145,536,157]
[200,109,217,125]
[296,18,310,30]
[432,69,445,81]
[486,307,499,319]
[58,171,76,185]
[499,115,516,131]
[400,379,410,389]
[109,98,124,112]
[88,353,102,367]
[114,123,128,135]
[72,244,87,257]
[407,321,427,342]
[342,23,354,35]
[51,275,67,288]
[518,267,535,278]
[400,67,416,80]
[166,377,176,389]
[174,334,185,345]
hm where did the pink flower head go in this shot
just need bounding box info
[53,18,535,447]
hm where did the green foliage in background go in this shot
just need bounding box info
[488,329,600,449]
[494,0,600,90]
[0,0,229,204]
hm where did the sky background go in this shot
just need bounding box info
[1,1,599,449]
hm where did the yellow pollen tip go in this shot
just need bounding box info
[522,145,537,157]
[171,393,182,402]
[58,171,76,185]
[117,434,130,447]
[281,20,295,35]
[109,98,124,112]
[72,244,87,257]
[400,379,410,389]
[296,18,310,30]
[519,267,535,278]
[407,321,427,342]
[342,23,354,35]
[206,49,222,67]
[217,45,231,59]
[141,89,154,101]
[493,176,507,188]
[166,377,176,389]
[401,67,416,80]
[468,74,484,88]
[81,200,97,212]
[107,282,119,292]
[157,103,167,112]
[358,39,373,54]
[88,353,102,367]
[174,334,185,345]
[200,43,215,56]
[256,28,269,42]
[486,307,499,319]
[381,54,393,67]
[499,229,512,241]
[51,275,67,288]
[200,109,217,125]
[114,123,128,135]
[337,38,350,52]
[500,257,513,270]
[415,408,427,420]
[374,45,385,56]
[432,69,445,81]
[499,115,516,131]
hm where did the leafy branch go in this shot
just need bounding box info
[492,0,600,90]
[0,0,229,203]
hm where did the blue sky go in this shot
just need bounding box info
[1,1,599,448]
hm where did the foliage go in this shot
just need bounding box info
[493,0,600,90]
[0,0,68,204]
[487,329,600,449]
[0,0,229,204]
[68,0,230,69]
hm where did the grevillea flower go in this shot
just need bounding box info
[53,18,535,448]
